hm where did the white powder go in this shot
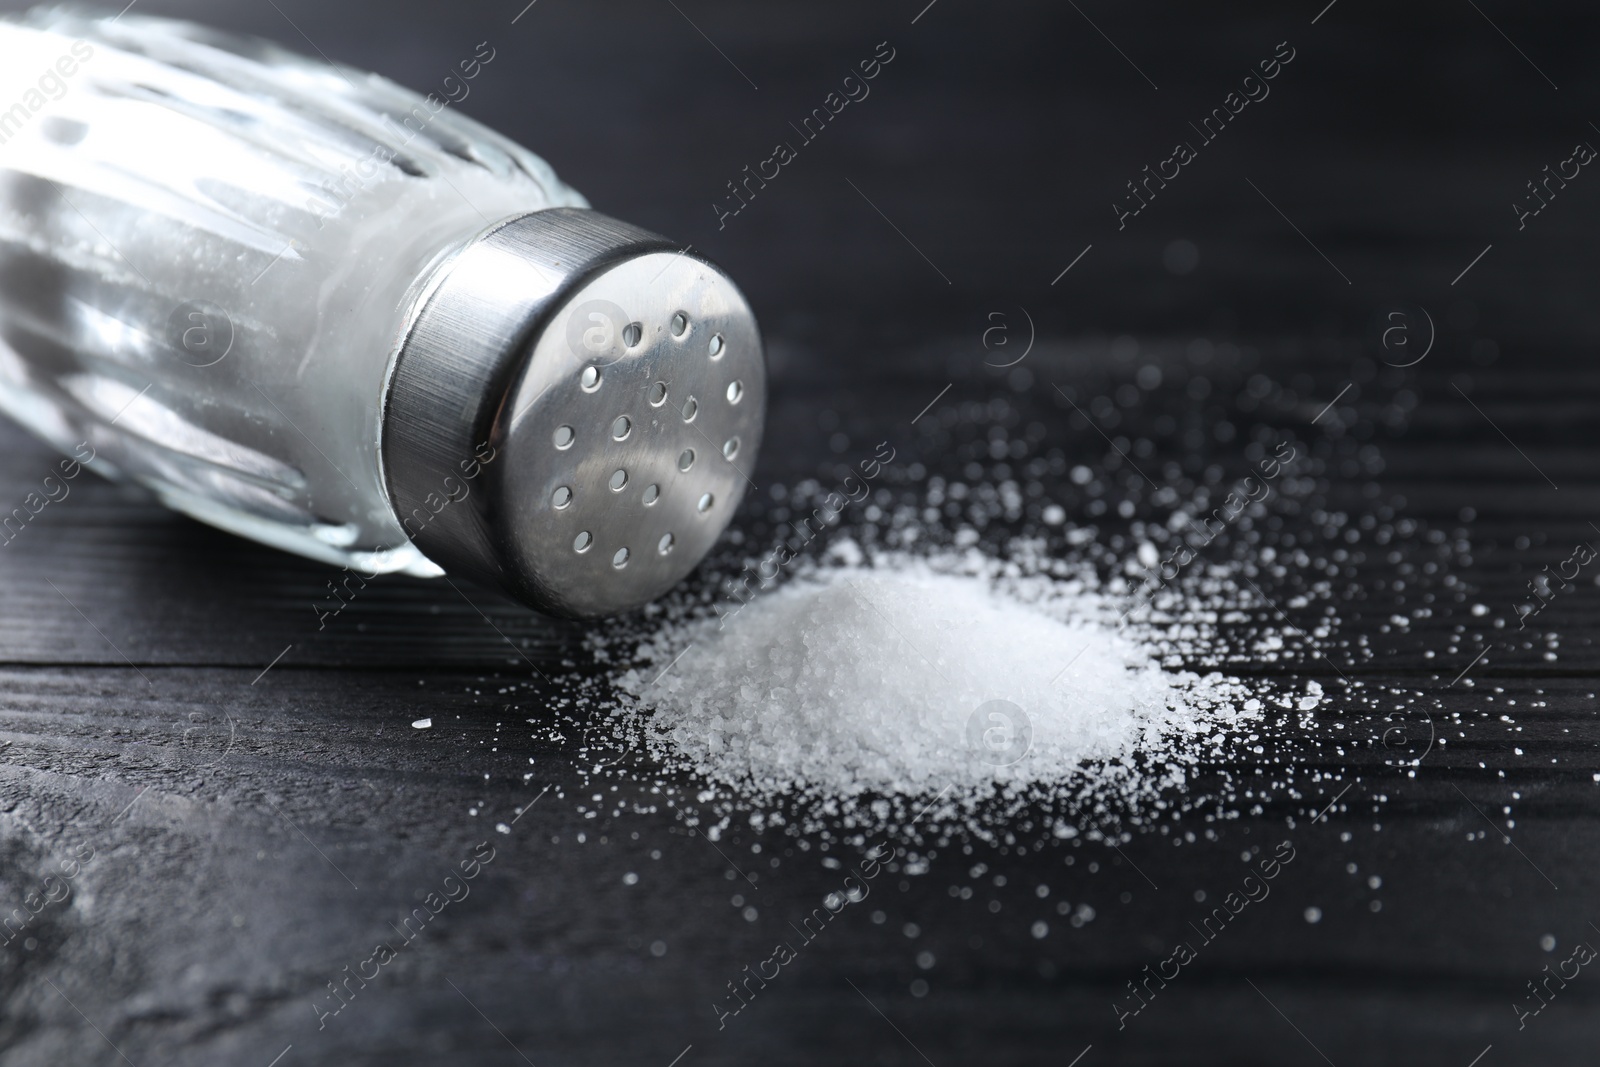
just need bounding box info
[617,544,1269,817]
[513,376,1482,895]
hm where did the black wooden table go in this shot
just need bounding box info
[1,1,1598,1064]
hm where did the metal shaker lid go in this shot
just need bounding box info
[382,207,765,619]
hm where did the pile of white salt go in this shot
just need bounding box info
[619,546,1267,804]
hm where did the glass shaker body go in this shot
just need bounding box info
[0,11,584,575]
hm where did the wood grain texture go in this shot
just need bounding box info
[0,352,1594,1066]
[0,0,1596,1064]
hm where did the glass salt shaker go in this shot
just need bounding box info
[0,8,764,617]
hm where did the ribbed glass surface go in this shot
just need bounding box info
[0,9,585,572]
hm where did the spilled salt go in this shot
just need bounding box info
[619,548,1265,806]
[528,370,1479,864]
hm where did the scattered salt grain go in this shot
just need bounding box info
[516,374,1484,924]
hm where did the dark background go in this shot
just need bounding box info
[1,1,1599,1065]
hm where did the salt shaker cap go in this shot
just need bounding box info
[383,207,765,618]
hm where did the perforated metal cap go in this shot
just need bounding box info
[382,207,765,619]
